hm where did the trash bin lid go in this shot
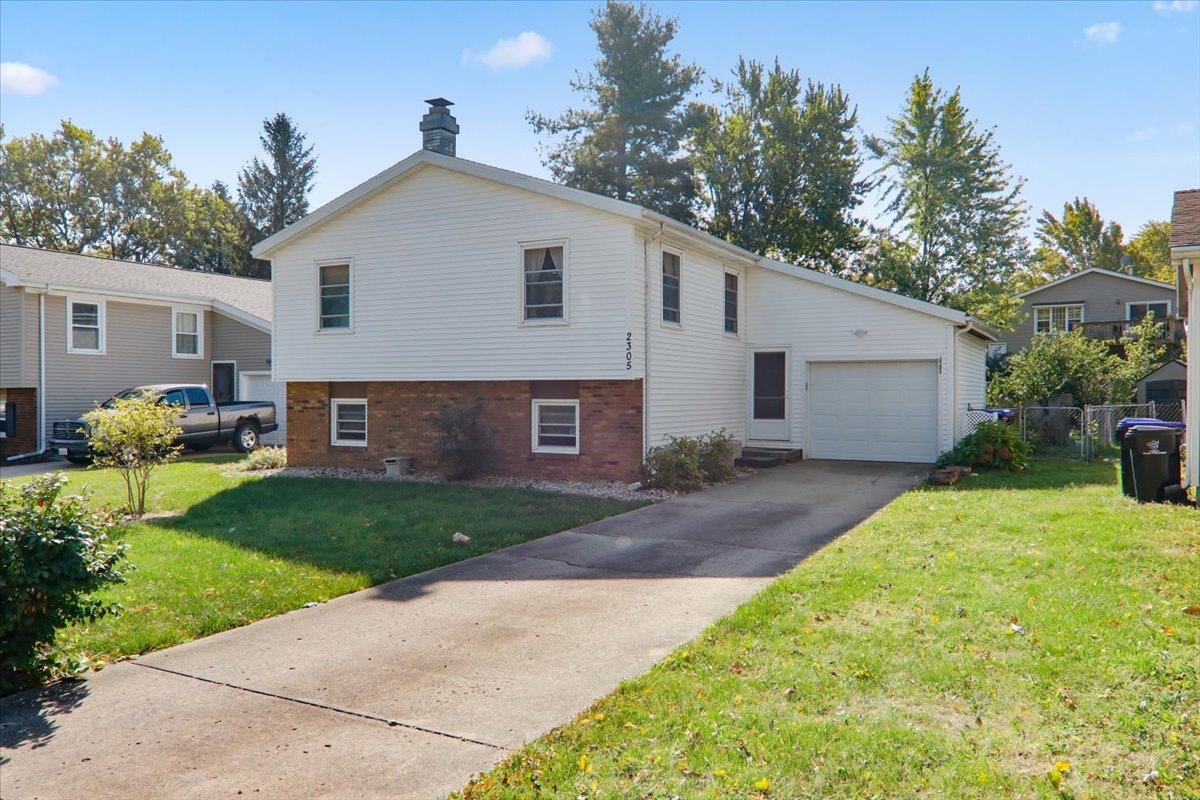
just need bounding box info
[1118,417,1183,434]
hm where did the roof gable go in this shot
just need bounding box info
[1016,268,1175,298]
[1170,189,1200,250]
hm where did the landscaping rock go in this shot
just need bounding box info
[451,532,471,544]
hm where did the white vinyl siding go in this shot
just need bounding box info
[172,308,203,358]
[330,399,367,446]
[1034,304,1083,334]
[67,297,105,354]
[270,165,639,382]
[954,333,988,440]
[532,399,579,453]
[318,262,352,331]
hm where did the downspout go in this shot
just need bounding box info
[642,223,664,457]
[7,291,46,461]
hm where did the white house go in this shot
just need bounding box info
[1171,189,1199,490]
[252,100,995,481]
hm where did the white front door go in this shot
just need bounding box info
[748,350,790,441]
[238,372,287,446]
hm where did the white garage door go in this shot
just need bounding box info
[239,373,287,446]
[808,361,939,463]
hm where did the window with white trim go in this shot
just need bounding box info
[319,263,352,330]
[1127,301,1169,323]
[723,270,738,334]
[1034,304,1082,335]
[532,399,579,454]
[68,298,104,353]
[662,251,681,324]
[987,342,1008,359]
[172,309,202,358]
[331,399,368,446]
[522,243,565,322]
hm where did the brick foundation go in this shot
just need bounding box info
[0,387,40,458]
[286,380,644,481]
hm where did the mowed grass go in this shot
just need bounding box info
[456,461,1199,800]
[7,456,644,662]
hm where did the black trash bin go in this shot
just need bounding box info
[1121,424,1184,502]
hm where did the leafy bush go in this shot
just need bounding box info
[432,406,484,480]
[84,390,183,518]
[939,419,1030,471]
[697,429,736,483]
[639,430,737,490]
[0,473,127,693]
[239,446,287,471]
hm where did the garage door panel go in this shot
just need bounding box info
[808,361,938,463]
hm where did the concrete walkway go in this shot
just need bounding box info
[1,460,922,800]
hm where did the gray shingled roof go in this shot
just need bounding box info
[1171,189,1200,249]
[0,244,271,323]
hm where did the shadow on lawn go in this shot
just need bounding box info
[0,680,89,763]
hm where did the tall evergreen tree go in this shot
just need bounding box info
[864,70,1028,326]
[237,113,317,238]
[692,58,866,273]
[528,1,702,222]
[1032,197,1124,280]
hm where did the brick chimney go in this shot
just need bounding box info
[420,98,459,156]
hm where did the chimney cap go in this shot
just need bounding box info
[425,97,454,108]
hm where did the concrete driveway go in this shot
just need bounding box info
[0,460,922,800]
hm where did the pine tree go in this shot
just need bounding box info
[528,1,702,222]
[237,113,317,238]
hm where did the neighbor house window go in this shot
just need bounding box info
[724,270,739,334]
[172,309,203,358]
[331,399,368,446]
[67,298,105,354]
[662,251,681,324]
[987,342,1008,359]
[1127,301,1170,323]
[522,243,565,322]
[1034,304,1082,335]
[532,399,579,454]
[318,262,352,330]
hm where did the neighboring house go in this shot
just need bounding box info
[251,99,996,481]
[995,268,1180,358]
[1172,188,1200,490]
[1134,359,1187,406]
[0,245,279,461]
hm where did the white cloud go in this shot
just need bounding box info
[1083,21,1123,44]
[468,31,552,70]
[1153,0,1198,14]
[1129,126,1159,141]
[0,62,58,95]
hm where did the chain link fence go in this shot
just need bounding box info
[1021,406,1085,460]
[1151,401,1184,424]
[1084,404,1153,460]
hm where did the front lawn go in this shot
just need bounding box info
[457,461,1199,799]
[10,457,645,664]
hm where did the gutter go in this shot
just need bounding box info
[7,291,46,461]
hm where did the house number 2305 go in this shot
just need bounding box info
[625,332,633,370]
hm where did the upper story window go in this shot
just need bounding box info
[318,262,352,330]
[172,309,203,358]
[662,251,681,324]
[522,243,566,323]
[1034,304,1082,335]
[724,270,739,335]
[1127,301,1169,323]
[67,298,105,354]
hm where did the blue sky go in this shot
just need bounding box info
[2,0,1198,237]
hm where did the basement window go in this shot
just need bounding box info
[331,399,368,447]
[532,399,579,454]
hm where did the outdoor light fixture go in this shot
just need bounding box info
[852,328,869,337]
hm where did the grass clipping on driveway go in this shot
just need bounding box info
[457,462,1199,799]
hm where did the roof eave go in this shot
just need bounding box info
[1016,267,1177,298]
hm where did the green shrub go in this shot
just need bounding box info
[432,406,484,480]
[639,430,737,490]
[0,473,127,693]
[239,446,287,471]
[938,419,1030,471]
[84,390,183,518]
[698,429,736,483]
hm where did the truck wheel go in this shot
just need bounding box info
[233,423,260,453]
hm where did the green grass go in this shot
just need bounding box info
[10,457,645,663]
[455,460,1199,800]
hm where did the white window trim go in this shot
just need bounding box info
[66,296,106,354]
[531,398,580,455]
[315,258,354,334]
[723,266,741,338]
[330,398,368,447]
[660,246,683,329]
[518,239,570,328]
[171,306,205,359]
[1033,303,1084,335]
[1125,299,1171,320]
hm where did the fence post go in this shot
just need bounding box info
[1150,400,1157,419]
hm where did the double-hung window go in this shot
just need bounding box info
[532,399,579,454]
[331,399,368,446]
[662,251,681,324]
[318,262,352,330]
[1034,304,1082,335]
[172,309,202,358]
[724,270,739,335]
[522,243,565,322]
[67,298,104,354]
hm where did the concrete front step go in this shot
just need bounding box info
[735,447,804,469]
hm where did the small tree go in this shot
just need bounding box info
[987,331,1117,409]
[83,391,183,518]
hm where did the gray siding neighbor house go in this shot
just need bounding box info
[0,245,276,462]
[997,268,1180,356]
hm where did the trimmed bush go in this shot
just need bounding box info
[239,446,287,471]
[639,430,737,490]
[0,473,127,693]
[698,430,736,483]
[938,419,1030,471]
